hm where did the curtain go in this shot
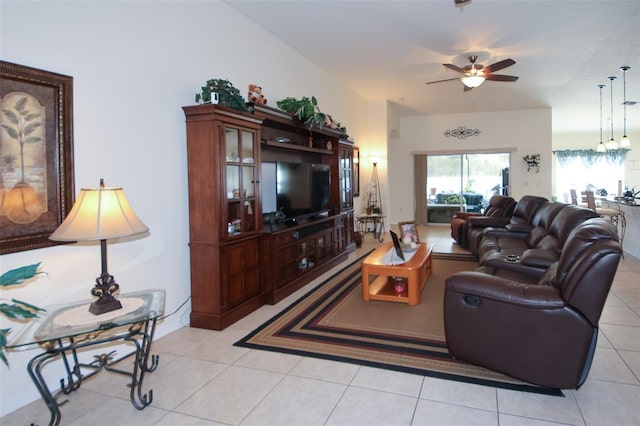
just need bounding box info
[414,155,428,225]
[553,149,629,167]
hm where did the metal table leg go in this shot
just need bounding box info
[25,319,159,426]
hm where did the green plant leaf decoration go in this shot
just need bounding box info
[0,262,43,287]
[0,330,8,365]
[276,96,348,138]
[0,262,46,366]
[194,79,248,112]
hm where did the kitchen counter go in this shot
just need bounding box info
[600,199,639,259]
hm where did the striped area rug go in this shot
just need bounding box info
[235,252,562,396]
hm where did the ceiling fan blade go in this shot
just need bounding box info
[463,85,474,92]
[484,58,516,74]
[425,77,461,85]
[443,63,466,74]
[485,74,519,82]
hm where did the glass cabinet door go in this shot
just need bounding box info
[224,126,259,237]
[339,146,353,210]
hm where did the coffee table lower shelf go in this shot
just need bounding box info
[367,276,424,303]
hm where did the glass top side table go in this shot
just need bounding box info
[356,214,386,242]
[6,289,165,426]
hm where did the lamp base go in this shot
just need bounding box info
[89,272,123,315]
[89,297,123,315]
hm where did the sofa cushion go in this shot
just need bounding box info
[525,226,548,247]
[556,218,619,285]
[549,204,600,246]
[530,202,566,229]
[534,234,561,252]
[511,195,548,224]
[537,262,560,287]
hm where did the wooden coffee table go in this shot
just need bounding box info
[361,242,433,305]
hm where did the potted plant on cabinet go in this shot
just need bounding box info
[195,79,248,112]
[276,96,348,138]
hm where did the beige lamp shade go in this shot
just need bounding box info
[50,181,148,241]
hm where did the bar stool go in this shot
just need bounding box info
[570,189,578,205]
[570,188,588,207]
[582,190,626,255]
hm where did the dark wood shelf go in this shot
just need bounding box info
[184,102,355,331]
[262,140,333,155]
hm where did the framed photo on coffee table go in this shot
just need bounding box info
[398,221,419,243]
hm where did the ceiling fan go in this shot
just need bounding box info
[426,55,519,91]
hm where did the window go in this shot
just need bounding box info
[553,149,627,201]
[414,152,511,224]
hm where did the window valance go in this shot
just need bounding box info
[553,149,630,167]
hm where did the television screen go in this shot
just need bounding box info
[276,162,331,219]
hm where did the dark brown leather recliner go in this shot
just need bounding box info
[444,218,622,389]
[450,195,516,248]
[467,195,548,257]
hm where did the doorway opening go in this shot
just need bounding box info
[415,152,511,224]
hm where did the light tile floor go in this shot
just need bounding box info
[2,224,639,425]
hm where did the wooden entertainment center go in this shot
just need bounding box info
[183,103,355,330]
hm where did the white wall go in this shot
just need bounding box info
[387,109,552,225]
[0,0,368,415]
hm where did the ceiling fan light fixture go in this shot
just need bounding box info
[461,75,485,88]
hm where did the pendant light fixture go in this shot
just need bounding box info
[605,76,618,150]
[597,84,607,153]
[619,66,631,148]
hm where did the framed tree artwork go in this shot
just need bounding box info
[0,61,75,254]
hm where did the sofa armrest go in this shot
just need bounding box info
[453,212,481,220]
[505,223,533,233]
[468,216,512,228]
[483,227,529,240]
[520,249,559,269]
[445,272,565,309]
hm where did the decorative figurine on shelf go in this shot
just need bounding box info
[248,84,267,105]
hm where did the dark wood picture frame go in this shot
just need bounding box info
[0,61,75,254]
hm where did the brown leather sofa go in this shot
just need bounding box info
[450,195,516,249]
[444,217,622,389]
[467,195,548,257]
[477,203,600,280]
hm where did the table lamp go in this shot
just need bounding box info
[50,179,149,315]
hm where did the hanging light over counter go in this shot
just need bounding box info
[619,66,631,148]
[605,76,619,151]
[597,84,607,153]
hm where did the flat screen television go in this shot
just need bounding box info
[276,162,331,219]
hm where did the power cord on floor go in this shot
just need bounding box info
[158,296,191,321]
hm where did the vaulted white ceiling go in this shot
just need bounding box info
[226,0,640,135]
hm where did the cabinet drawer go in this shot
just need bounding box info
[276,231,299,246]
